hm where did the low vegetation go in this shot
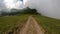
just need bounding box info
[0,7,60,34]
[1,7,39,16]
[0,14,29,34]
[34,15,60,34]
[0,7,39,34]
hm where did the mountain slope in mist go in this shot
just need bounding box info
[25,0,60,19]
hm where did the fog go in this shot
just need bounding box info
[0,0,60,19]
[25,0,60,19]
[0,0,27,14]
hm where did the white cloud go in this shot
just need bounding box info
[0,0,60,19]
[4,0,26,9]
[25,0,60,19]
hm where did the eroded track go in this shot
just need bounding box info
[19,16,44,34]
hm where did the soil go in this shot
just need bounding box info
[19,16,44,34]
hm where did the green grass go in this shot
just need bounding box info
[0,14,29,34]
[34,15,60,34]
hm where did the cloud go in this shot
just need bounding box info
[0,0,7,11]
[25,0,60,19]
[4,0,22,9]
[4,0,27,9]
[0,0,27,10]
[0,0,60,19]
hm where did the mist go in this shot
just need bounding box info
[25,0,60,19]
[0,0,27,14]
[0,0,60,19]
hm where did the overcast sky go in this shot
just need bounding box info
[0,0,60,19]
[25,0,60,19]
[0,0,6,11]
[0,0,27,10]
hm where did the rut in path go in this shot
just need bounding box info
[19,16,44,34]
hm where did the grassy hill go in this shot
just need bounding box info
[0,14,60,34]
[34,15,60,34]
[0,7,60,34]
[0,14,29,34]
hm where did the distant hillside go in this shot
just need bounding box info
[0,7,40,16]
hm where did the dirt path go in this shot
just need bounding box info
[19,16,44,34]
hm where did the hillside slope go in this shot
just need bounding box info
[0,14,29,34]
[34,15,60,34]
